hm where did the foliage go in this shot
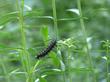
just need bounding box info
[0,0,110,82]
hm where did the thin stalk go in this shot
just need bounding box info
[106,47,109,82]
[77,0,96,82]
[16,0,32,82]
[52,1,67,82]
[67,48,72,82]
[58,50,66,82]
[16,0,26,71]
[52,0,58,39]
[62,71,66,82]
[0,58,10,82]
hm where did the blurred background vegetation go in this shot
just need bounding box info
[0,0,110,82]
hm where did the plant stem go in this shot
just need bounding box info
[77,0,96,82]
[52,1,67,82]
[67,48,72,82]
[106,47,109,82]
[0,58,10,82]
[16,0,32,82]
[52,0,59,39]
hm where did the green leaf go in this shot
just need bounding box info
[40,25,49,45]
[49,51,60,67]
[39,77,47,82]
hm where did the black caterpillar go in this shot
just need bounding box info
[36,40,57,59]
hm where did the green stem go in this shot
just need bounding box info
[0,58,10,82]
[16,0,32,82]
[52,0,59,39]
[67,48,72,82]
[77,0,96,82]
[106,47,109,82]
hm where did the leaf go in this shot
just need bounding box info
[35,75,47,82]
[0,11,18,25]
[40,25,49,45]
[24,4,32,11]
[67,8,80,15]
[49,51,60,67]
[41,69,62,75]
[102,56,107,60]
[39,77,47,82]
[0,10,53,26]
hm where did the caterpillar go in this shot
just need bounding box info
[36,39,57,59]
